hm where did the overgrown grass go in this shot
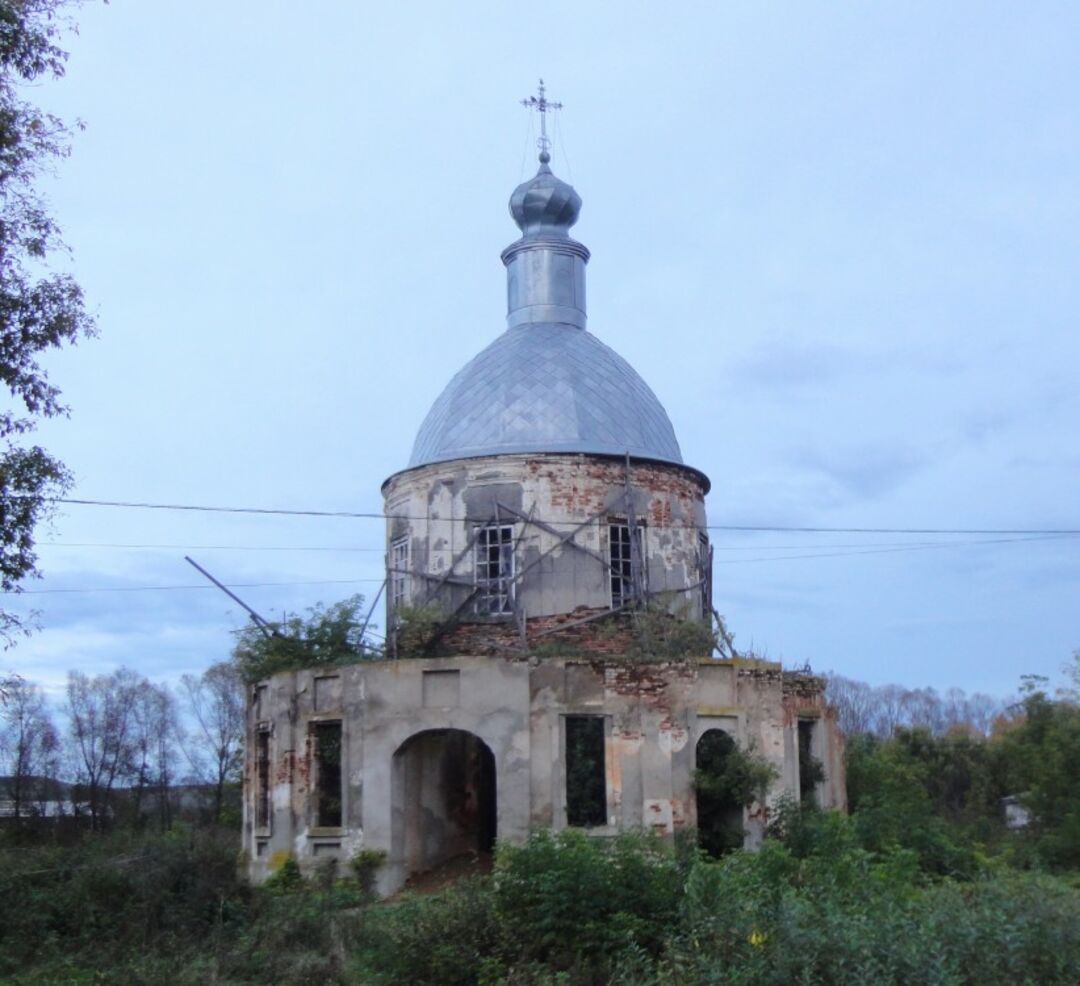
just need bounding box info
[3,821,1079,985]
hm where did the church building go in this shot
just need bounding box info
[245,91,845,894]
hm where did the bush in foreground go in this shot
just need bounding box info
[4,820,1080,984]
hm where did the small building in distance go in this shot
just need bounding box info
[245,105,845,895]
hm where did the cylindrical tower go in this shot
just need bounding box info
[382,150,711,656]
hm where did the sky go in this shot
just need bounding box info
[4,1,1078,702]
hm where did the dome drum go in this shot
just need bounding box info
[383,453,710,657]
[503,237,588,330]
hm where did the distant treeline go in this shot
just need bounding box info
[826,673,1006,737]
[0,661,243,834]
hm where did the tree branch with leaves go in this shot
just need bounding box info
[0,0,96,643]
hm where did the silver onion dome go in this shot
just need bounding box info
[509,154,582,236]
[405,153,687,472]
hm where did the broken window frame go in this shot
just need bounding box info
[390,535,409,610]
[310,719,344,830]
[564,714,608,828]
[255,725,271,832]
[609,521,646,609]
[474,524,515,615]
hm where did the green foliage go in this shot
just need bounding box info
[623,596,718,661]
[493,830,682,970]
[995,687,1080,869]
[233,594,374,681]
[843,732,986,878]
[0,827,251,981]
[264,855,303,893]
[392,602,447,658]
[352,876,499,986]
[5,823,1080,985]
[653,841,1080,986]
[0,0,96,642]
[841,676,1080,875]
[348,847,386,895]
[694,731,776,856]
[357,830,682,985]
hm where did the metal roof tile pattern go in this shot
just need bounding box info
[408,323,684,469]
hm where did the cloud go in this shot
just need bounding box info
[729,339,965,395]
[787,443,929,501]
[731,342,864,390]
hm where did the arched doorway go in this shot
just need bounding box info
[694,729,745,857]
[391,729,496,879]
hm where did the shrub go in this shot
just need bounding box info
[351,876,499,986]
[492,830,682,973]
[392,603,448,658]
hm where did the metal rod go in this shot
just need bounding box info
[357,578,385,653]
[184,556,278,639]
[496,501,608,568]
[624,452,643,604]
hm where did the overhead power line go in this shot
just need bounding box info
[7,578,383,596]
[50,497,1080,537]
[31,535,1080,555]
[6,534,1070,597]
[714,534,1067,565]
[39,541,385,552]
[57,498,381,519]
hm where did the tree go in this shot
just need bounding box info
[0,674,58,820]
[127,679,180,830]
[0,0,96,643]
[995,678,1080,869]
[65,667,140,829]
[180,660,243,825]
[693,731,776,857]
[232,594,373,681]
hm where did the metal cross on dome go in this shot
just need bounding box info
[521,78,562,160]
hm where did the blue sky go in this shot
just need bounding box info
[6,1,1079,700]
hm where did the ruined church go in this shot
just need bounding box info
[245,92,845,894]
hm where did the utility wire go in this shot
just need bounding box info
[37,533,1069,556]
[7,578,383,596]
[56,498,381,519]
[39,541,385,552]
[714,534,1066,565]
[7,534,1068,597]
[49,497,1080,537]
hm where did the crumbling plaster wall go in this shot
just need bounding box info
[382,454,709,630]
[245,655,845,895]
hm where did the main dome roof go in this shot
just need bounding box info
[407,322,683,469]
[404,149,692,477]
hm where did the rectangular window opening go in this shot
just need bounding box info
[609,523,645,609]
[797,719,822,805]
[391,536,409,610]
[312,721,343,828]
[255,728,271,830]
[566,715,607,828]
[474,524,514,615]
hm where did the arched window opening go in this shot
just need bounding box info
[694,729,746,857]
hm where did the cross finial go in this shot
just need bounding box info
[521,78,562,164]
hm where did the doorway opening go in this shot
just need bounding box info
[391,729,496,879]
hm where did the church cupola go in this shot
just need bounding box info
[502,83,589,332]
[383,82,711,657]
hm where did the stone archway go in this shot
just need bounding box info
[391,729,497,879]
[695,728,745,857]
